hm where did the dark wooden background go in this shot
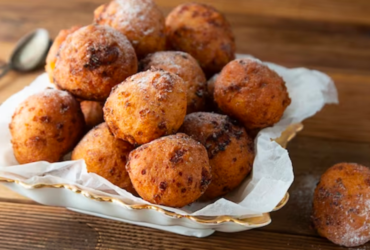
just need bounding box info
[0,0,370,249]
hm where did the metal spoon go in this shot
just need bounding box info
[0,29,51,78]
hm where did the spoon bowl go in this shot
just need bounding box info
[0,29,50,78]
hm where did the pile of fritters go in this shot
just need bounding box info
[10,0,290,208]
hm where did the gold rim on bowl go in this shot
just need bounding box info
[0,123,303,227]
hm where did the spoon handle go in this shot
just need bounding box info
[0,64,11,79]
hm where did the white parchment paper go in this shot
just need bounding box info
[0,56,338,217]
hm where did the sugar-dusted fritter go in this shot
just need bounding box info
[72,123,135,193]
[53,24,137,101]
[140,51,207,114]
[94,0,166,59]
[80,101,104,130]
[104,69,187,145]
[10,89,85,164]
[214,58,291,130]
[45,26,80,83]
[126,133,212,207]
[165,3,235,76]
[313,163,370,247]
[180,112,254,200]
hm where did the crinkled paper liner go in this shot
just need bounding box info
[0,56,338,218]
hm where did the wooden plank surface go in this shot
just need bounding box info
[0,0,370,249]
[0,201,344,250]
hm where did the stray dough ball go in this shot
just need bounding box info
[45,26,80,83]
[140,51,206,114]
[313,163,370,247]
[104,69,187,145]
[53,24,137,101]
[72,123,135,193]
[94,0,166,59]
[80,101,104,130]
[126,133,212,207]
[214,58,291,130]
[165,3,235,76]
[180,112,254,200]
[10,89,85,164]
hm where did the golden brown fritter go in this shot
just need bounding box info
[140,51,206,114]
[313,163,370,247]
[72,123,135,193]
[214,58,291,130]
[45,26,80,83]
[180,112,254,200]
[165,3,235,76]
[126,133,212,207]
[94,0,166,59]
[10,89,85,164]
[80,101,104,130]
[104,69,187,145]
[53,24,137,101]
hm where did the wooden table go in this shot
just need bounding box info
[1,0,370,249]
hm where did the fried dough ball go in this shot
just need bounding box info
[126,133,212,207]
[312,163,370,247]
[214,59,291,130]
[72,123,135,193]
[10,89,85,164]
[140,51,207,114]
[104,70,187,145]
[180,112,254,200]
[80,101,104,129]
[165,3,235,76]
[53,24,137,101]
[45,26,80,83]
[94,0,166,59]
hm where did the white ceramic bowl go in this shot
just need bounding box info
[0,123,302,237]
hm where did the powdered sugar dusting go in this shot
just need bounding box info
[142,27,155,36]
[72,25,132,55]
[113,0,156,34]
[339,198,370,247]
[313,164,370,247]
[41,88,71,99]
[341,224,370,247]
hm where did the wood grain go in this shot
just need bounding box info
[0,201,355,250]
[301,72,370,143]
[1,0,370,72]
